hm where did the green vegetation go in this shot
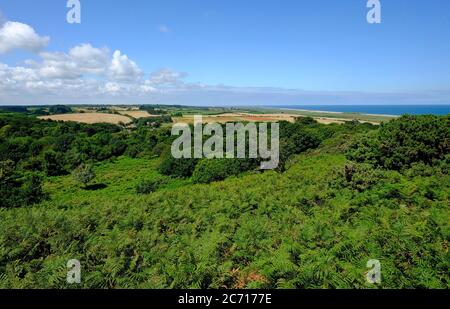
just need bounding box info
[136,176,167,195]
[159,155,199,178]
[0,160,44,209]
[133,115,173,128]
[73,163,96,188]
[49,105,72,115]
[0,110,448,289]
[192,158,255,184]
[347,115,449,170]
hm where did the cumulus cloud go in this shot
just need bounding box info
[140,80,158,93]
[100,82,122,94]
[18,44,142,83]
[109,50,143,82]
[69,44,110,74]
[148,69,188,85]
[33,52,81,79]
[0,40,149,101]
[0,21,49,53]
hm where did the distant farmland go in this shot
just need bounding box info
[117,110,157,119]
[172,113,379,125]
[39,113,133,124]
[38,110,387,126]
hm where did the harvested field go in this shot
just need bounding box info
[173,112,362,125]
[173,113,295,124]
[117,110,156,118]
[39,113,133,124]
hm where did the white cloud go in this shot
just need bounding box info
[10,66,38,82]
[69,44,109,74]
[34,52,81,79]
[101,82,121,94]
[148,69,187,85]
[0,21,49,54]
[34,44,110,79]
[18,44,142,82]
[140,80,158,93]
[109,50,143,82]
[158,25,170,33]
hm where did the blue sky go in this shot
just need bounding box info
[0,0,449,105]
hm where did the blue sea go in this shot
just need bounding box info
[273,105,450,116]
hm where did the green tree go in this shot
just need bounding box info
[192,158,245,184]
[73,163,96,188]
[159,149,198,178]
[49,105,72,114]
[43,150,66,176]
[347,115,450,170]
[0,160,44,208]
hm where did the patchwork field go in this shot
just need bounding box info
[35,106,394,126]
[173,112,377,125]
[39,113,133,124]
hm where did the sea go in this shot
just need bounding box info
[272,105,450,116]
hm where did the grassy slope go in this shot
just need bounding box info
[0,141,448,288]
[43,157,190,206]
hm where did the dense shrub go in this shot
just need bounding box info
[192,158,254,184]
[290,129,322,153]
[277,125,324,171]
[294,116,317,125]
[49,105,72,114]
[0,113,167,172]
[139,105,168,115]
[278,138,297,172]
[134,116,173,128]
[0,160,44,208]
[347,115,450,170]
[336,163,386,192]
[73,163,96,188]
[0,106,28,113]
[20,173,45,205]
[136,177,166,194]
[159,155,198,178]
[43,150,66,176]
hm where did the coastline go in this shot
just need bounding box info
[277,107,399,118]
